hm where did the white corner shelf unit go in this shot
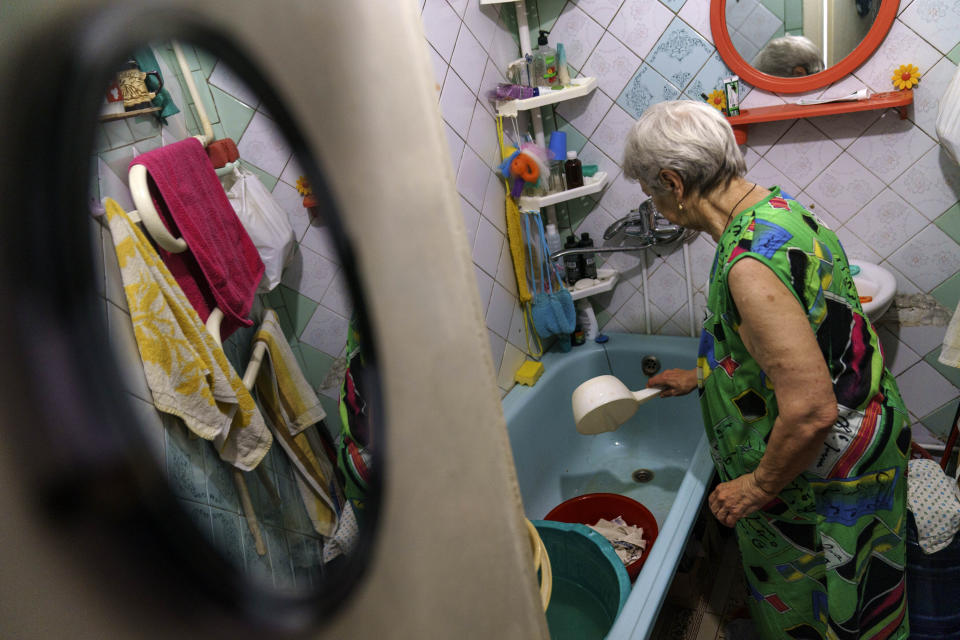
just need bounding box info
[495,77,599,118]
[570,268,618,301]
[518,171,608,209]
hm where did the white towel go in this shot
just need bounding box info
[104,198,272,470]
[939,301,960,369]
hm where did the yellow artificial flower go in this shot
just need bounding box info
[295,176,312,196]
[892,64,920,90]
[707,89,726,112]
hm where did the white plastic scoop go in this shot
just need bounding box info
[571,375,662,435]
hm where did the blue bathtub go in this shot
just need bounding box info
[502,333,714,639]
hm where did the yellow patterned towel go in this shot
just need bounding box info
[253,309,339,536]
[104,198,272,471]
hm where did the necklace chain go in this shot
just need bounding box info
[725,183,756,231]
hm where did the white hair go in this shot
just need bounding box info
[752,35,825,77]
[622,100,746,197]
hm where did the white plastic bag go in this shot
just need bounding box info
[222,164,296,293]
[937,64,960,165]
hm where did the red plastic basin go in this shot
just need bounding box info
[545,493,658,582]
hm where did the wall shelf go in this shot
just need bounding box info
[727,89,913,144]
[496,77,599,118]
[99,106,161,121]
[518,171,607,209]
[570,268,618,301]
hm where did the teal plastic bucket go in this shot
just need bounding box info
[533,520,631,640]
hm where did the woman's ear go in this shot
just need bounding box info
[658,169,684,201]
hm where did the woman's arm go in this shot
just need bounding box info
[709,257,838,527]
[647,368,697,397]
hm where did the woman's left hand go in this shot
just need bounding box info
[708,473,776,527]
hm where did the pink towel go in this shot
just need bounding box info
[130,138,264,340]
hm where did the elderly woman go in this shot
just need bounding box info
[629,101,909,640]
[753,34,825,77]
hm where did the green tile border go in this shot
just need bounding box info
[297,342,336,390]
[924,346,960,389]
[240,160,278,191]
[209,84,254,141]
[948,43,960,66]
[920,398,960,441]
[932,271,960,311]
[935,203,960,244]
[278,284,319,338]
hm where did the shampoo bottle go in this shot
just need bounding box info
[563,235,581,285]
[578,232,597,279]
[531,30,559,89]
[576,299,598,342]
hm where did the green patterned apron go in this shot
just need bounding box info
[698,188,910,639]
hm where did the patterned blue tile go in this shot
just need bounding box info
[165,419,208,503]
[686,51,751,102]
[263,525,296,590]
[617,64,681,119]
[210,506,247,570]
[202,441,242,514]
[646,17,714,92]
[660,0,688,12]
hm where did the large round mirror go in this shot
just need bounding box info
[711,0,899,91]
[2,7,381,633]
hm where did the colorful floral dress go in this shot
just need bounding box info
[698,188,910,639]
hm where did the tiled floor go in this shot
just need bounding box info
[650,514,756,640]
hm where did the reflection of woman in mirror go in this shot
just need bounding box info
[622,101,910,639]
[752,35,825,77]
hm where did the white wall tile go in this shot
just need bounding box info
[209,60,259,108]
[877,327,922,376]
[844,189,928,259]
[896,360,959,417]
[280,246,337,303]
[101,225,128,311]
[461,196,481,248]
[299,305,349,356]
[321,274,353,318]
[463,1,500,53]
[506,301,528,350]
[575,0,626,28]
[646,261,687,318]
[599,170,646,218]
[847,111,935,183]
[835,226,883,262]
[744,119,792,155]
[443,122,466,176]
[852,20,941,92]
[740,88,786,109]
[486,282,514,337]
[107,302,151,402]
[726,0,759,30]
[591,105,636,165]
[427,42,449,96]
[741,4,782,48]
[457,146,491,210]
[900,0,960,54]
[473,214,504,276]
[237,112,290,177]
[581,33,643,100]
[550,3,607,70]
[488,329,506,374]
[439,70,476,139]
[678,0,714,43]
[482,172,507,234]
[881,259,924,295]
[745,157,801,196]
[446,0,467,17]
[764,120,842,189]
[804,153,885,224]
[422,0,462,61]
[897,324,949,354]
[890,146,960,220]
[612,288,649,332]
[488,16,522,77]
[270,180,310,245]
[450,27,488,94]
[888,224,960,290]
[474,264,495,316]
[912,56,959,139]
[478,58,506,117]
[466,102,499,168]
[609,0,675,59]
[498,342,527,391]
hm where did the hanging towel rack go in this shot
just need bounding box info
[121,41,273,555]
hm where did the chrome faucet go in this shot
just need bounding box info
[550,199,688,261]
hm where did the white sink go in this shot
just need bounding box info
[849,260,896,323]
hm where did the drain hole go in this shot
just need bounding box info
[632,469,654,483]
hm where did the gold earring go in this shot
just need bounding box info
[678,201,684,211]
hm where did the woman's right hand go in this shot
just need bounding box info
[647,368,698,397]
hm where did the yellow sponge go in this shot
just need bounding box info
[514,360,545,386]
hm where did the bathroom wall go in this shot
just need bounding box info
[89,43,351,588]
[726,0,789,64]
[420,0,960,445]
